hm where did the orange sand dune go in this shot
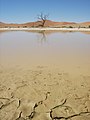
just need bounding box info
[0,20,90,28]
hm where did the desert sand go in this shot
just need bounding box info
[0,65,90,120]
[0,20,90,28]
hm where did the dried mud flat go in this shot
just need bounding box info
[0,66,90,120]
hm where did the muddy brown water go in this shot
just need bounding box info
[0,31,90,74]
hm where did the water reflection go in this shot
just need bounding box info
[0,31,90,71]
[36,30,74,43]
[38,30,47,43]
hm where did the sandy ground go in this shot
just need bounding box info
[0,27,90,31]
[0,65,90,120]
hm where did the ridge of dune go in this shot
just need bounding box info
[0,20,90,28]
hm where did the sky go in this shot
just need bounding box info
[0,0,90,23]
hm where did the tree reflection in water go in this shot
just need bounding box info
[38,30,47,43]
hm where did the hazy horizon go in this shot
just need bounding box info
[0,0,90,23]
[0,19,90,24]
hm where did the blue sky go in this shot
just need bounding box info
[0,0,90,23]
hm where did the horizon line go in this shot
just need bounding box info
[0,19,90,24]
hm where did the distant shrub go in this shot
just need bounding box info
[89,25,90,28]
[69,26,73,28]
[23,26,27,28]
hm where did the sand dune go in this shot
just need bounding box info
[0,20,90,28]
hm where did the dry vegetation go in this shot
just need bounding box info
[0,21,90,28]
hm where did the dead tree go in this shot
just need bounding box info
[37,12,49,27]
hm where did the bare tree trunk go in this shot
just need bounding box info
[37,12,49,27]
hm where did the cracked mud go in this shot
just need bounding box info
[0,67,90,120]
